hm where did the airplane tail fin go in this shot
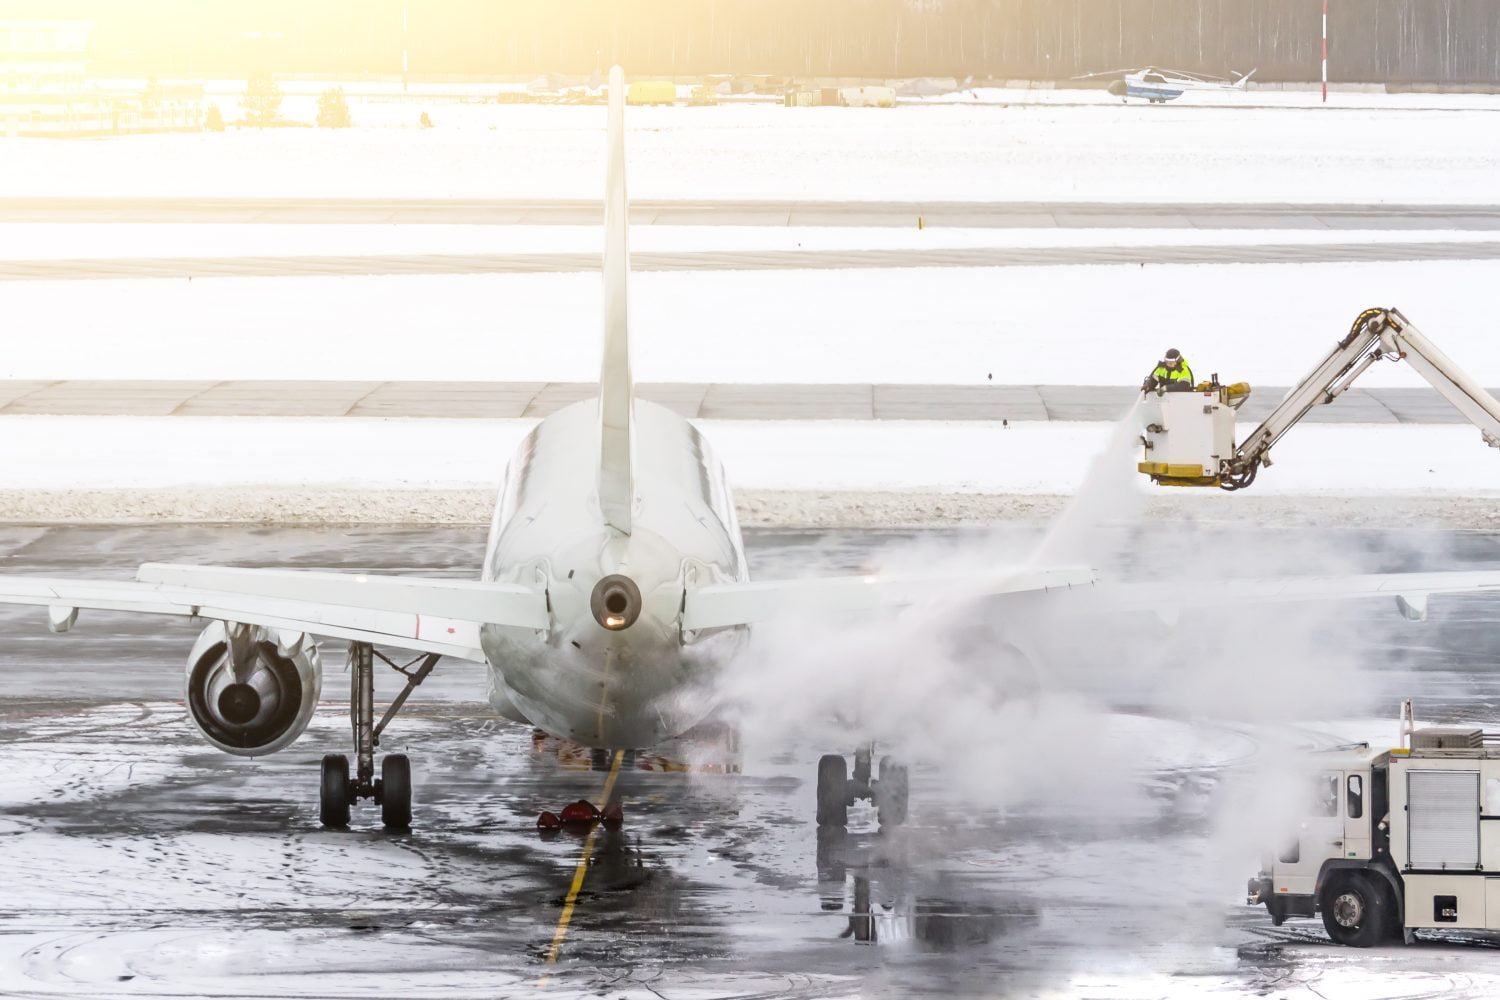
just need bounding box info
[598,66,634,535]
[1236,68,1257,89]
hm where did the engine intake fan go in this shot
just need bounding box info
[185,621,321,756]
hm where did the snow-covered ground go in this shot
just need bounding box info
[7,95,1500,203]
[4,415,1495,498]
[4,94,1500,520]
[5,260,1498,387]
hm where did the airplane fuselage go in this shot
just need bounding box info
[1124,80,1186,101]
[1114,72,1248,103]
[477,399,749,748]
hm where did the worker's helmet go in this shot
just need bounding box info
[1164,348,1182,360]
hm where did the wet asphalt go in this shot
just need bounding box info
[5,523,1500,998]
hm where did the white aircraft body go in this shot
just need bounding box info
[4,67,1500,829]
[1108,66,1256,103]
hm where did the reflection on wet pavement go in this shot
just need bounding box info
[5,525,1500,997]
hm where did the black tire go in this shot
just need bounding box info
[816,754,848,827]
[875,756,909,828]
[320,754,350,828]
[1319,871,1391,947]
[816,826,848,911]
[381,754,412,830]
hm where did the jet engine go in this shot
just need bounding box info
[184,620,322,756]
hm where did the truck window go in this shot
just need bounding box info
[1487,777,1500,816]
[1314,773,1339,816]
[1347,774,1363,818]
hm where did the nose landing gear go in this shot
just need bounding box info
[318,642,438,830]
[816,744,909,830]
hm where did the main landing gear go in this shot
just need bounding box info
[816,744,908,829]
[319,642,439,831]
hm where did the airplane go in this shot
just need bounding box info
[1104,66,1256,103]
[2,66,1499,833]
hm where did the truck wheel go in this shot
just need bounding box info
[1319,871,1391,947]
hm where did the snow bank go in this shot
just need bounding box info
[0,486,1490,530]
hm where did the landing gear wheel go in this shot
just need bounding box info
[326,643,438,830]
[875,756,909,828]
[1320,871,1391,947]
[320,753,351,828]
[816,754,849,827]
[380,753,412,830]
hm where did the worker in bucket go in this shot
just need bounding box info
[1141,348,1195,393]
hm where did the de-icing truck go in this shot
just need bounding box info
[1248,702,1500,946]
[1138,307,1500,491]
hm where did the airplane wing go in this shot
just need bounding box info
[1086,570,1500,622]
[0,562,551,661]
[681,565,1096,631]
[683,567,1500,631]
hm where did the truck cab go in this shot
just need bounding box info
[1250,725,1500,946]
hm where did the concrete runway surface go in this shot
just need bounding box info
[5,198,1500,230]
[5,240,1500,281]
[0,380,1483,424]
[7,524,1500,997]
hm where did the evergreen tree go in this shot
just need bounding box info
[204,104,224,131]
[316,87,352,128]
[242,72,283,127]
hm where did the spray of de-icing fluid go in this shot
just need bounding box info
[1030,398,1151,569]
[710,400,1410,968]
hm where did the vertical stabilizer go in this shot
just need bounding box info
[598,66,634,535]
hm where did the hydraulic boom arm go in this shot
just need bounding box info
[1219,308,1500,490]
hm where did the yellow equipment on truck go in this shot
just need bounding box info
[626,81,676,106]
[1139,308,1500,490]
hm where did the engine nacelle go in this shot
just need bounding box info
[184,621,321,757]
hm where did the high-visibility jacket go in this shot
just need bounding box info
[1150,360,1194,387]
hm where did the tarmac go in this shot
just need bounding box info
[5,197,1500,230]
[0,379,1484,424]
[5,523,1500,997]
[8,239,1500,280]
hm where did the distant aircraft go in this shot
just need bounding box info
[2,65,1497,834]
[1104,66,1256,103]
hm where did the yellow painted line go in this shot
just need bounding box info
[538,748,625,988]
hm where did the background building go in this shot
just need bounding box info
[0,18,202,136]
[0,19,109,135]
[0,0,1494,86]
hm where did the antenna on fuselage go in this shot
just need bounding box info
[597,65,635,536]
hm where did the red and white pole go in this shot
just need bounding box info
[1322,0,1329,103]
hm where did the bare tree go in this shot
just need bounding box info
[241,71,283,127]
